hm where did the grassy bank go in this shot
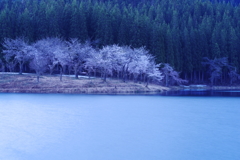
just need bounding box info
[0,73,169,94]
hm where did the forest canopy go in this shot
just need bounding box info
[0,0,239,85]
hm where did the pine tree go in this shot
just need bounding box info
[70,2,88,41]
[229,27,239,69]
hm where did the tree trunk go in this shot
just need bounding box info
[94,70,96,77]
[146,77,150,88]
[123,73,126,82]
[62,65,66,74]
[133,74,137,83]
[2,64,5,72]
[19,62,23,75]
[88,68,91,79]
[37,72,40,83]
[140,73,143,82]
[210,77,214,86]
[60,67,63,82]
[68,65,72,75]
[122,67,125,82]
[165,74,169,86]
[25,64,27,73]
[74,65,78,79]
[117,71,119,79]
[103,70,107,82]
[50,68,53,75]
[122,66,128,83]
[122,69,126,82]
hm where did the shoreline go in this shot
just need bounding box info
[0,73,169,94]
[1,73,240,95]
[171,85,240,91]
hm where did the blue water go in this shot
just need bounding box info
[0,94,239,160]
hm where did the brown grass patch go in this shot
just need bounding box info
[0,73,169,94]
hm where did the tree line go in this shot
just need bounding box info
[1,37,187,86]
[0,0,240,85]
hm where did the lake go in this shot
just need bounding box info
[0,93,240,160]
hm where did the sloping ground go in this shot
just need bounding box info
[0,73,169,94]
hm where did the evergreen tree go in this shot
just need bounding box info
[70,2,88,41]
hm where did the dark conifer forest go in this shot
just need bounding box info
[0,0,240,85]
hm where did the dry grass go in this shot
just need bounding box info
[0,73,169,94]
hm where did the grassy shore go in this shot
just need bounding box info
[0,73,169,94]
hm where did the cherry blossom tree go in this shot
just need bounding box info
[32,38,63,75]
[66,39,93,79]
[29,41,49,82]
[120,46,135,82]
[103,45,126,79]
[2,38,31,74]
[85,48,101,78]
[130,47,152,82]
[228,67,240,85]
[202,57,240,85]
[4,58,17,72]
[53,41,69,81]
[35,37,70,81]
[85,45,129,81]
[161,63,187,86]
[127,49,143,82]
[126,46,163,85]
[98,45,118,82]
[146,63,163,87]
[202,57,228,85]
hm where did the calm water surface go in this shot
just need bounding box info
[0,93,239,160]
